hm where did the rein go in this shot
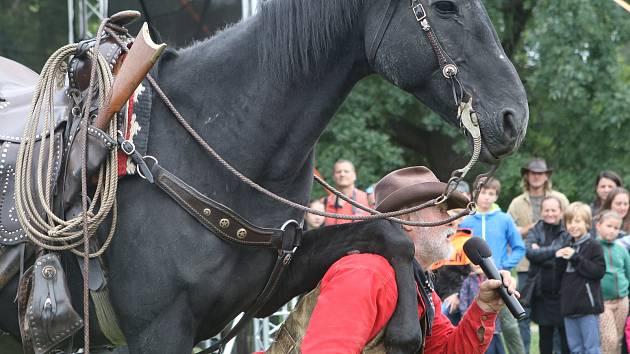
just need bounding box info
[138,0,488,228]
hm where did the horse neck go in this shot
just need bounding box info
[158,18,368,225]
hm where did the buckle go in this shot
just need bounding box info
[413,3,427,22]
[137,155,158,180]
[120,139,136,155]
[281,246,299,265]
[117,130,136,155]
[280,219,301,232]
[279,220,302,265]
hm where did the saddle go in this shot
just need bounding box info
[0,10,140,248]
[0,10,142,353]
[0,58,67,248]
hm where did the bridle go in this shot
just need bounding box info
[363,0,494,221]
[368,0,465,107]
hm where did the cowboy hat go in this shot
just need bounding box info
[374,166,469,213]
[520,158,553,176]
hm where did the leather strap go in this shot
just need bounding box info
[367,0,398,67]
[150,163,296,248]
[197,249,293,354]
[143,162,302,353]
[368,0,460,81]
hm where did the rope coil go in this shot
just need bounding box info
[13,43,119,258]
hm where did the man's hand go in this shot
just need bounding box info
[444,293,460,314]
[475,270,519,313]
[555,247,575,259]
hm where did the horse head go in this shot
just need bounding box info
[365,0,529,162]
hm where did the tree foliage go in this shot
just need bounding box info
[0,0,67,70]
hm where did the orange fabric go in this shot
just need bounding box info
[324,189,370,225]
[430,229,473,270]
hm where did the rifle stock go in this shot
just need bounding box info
[94,22,166,131]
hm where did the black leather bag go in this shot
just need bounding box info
[19,253,83,354]
[518,272,539,307]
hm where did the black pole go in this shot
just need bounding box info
[138,0,163,43]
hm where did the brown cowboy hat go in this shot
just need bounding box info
[374,166,469,213]
[520,158,553,176]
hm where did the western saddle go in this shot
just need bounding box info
[0,10,142,353]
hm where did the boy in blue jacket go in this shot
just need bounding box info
[460,178,526,354]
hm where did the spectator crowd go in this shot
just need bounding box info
[305,158,630,354]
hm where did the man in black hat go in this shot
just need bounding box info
[507,158,569,353]
[266,166,518,353]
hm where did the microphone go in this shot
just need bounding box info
[463,237,526,320]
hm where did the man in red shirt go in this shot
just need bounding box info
[324,159,371,225]
[267,166,518,353]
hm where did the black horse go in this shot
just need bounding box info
[0,0,528,352]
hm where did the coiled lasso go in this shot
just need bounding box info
[14,43,119,258]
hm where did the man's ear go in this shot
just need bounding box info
[402,224,413,232]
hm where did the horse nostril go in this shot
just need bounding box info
[501,109,518,143]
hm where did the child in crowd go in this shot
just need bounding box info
[597,210,630,354]
[459,178,526,353]
[459,178,525,272]
[431,208,472,325]
[603,187,630,234]
[304,199,325,231]
[459,264,505,354]
[556,202,606,354]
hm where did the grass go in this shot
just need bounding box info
[499,322,540,354]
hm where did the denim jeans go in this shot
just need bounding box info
[563,314,601,354]
[487,334,507,354]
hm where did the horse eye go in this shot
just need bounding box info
[434,1,457,14]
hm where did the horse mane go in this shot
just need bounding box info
[257,0,365,82]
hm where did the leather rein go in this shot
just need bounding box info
[102,0,493,351]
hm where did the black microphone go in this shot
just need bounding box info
[463,237,526,320]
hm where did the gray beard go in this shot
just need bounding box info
[414,229,455,266]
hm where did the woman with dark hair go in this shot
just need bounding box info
[592,170,623,216]
[602,187,630,234]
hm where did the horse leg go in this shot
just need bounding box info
[123,298,195,354]
[259,219,422,352]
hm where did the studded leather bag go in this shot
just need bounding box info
[18,253,83,354]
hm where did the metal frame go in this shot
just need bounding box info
[67,0,108,43]
[242,0,260,19]
[252,298,298,351]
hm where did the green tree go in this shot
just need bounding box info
[0,0,67,70]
